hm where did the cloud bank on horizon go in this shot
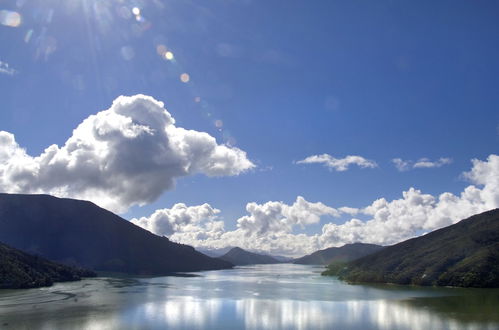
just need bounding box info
[0,94,254,213]
[133,154,498,256]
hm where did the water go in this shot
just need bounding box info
[0,264,498,329]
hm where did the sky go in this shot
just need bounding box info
[0,0,498,256]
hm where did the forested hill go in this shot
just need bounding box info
[0,241,96,289]
[220,247,281,265]
[323,209,499,288]
[293,243,384,265]
[0,193,233,275]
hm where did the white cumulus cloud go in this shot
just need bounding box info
[296,154,378,171]
[0,94,254,213]
[131,196,339,256]
[237,196,340,236]
[320,154,498,247]
[133,154,498,257]
[131,203,225,242]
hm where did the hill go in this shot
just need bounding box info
[219,247,281,266]
[293,243,384,265]
[196,246,235,258]
[1,241,95,289]
[0,194,232,275]
[271,255,294,263]
[323,209,499,288]
[199,247,293,263]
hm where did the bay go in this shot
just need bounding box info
[1,264,498,329]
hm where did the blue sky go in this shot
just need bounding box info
[1,0,498,255]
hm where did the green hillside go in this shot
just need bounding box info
[323,209,499,288]
[220,247,280,266]
[0,193,233,275]
[1,242,95,289]
[293,243,384,265]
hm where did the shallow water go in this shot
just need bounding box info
[1,264,498,329]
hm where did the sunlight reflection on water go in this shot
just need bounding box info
[0,264,498,330]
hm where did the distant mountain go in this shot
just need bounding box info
[0,241,95,289]
[293,243,384,265]
[0,194,232,275]
[198,247,293,263]
[219,247,281,266]
[323,209,499,288]
[271,255,294,263]
[196,246,235,258]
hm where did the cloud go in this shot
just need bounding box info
[296,154,378,171]
[0,61,17,76]
[414,157,452,168]
[392,157,452,171]
[237,196,340,236]
[131,203,225,241]
[135,154,498,257]
[338,207,360,215]
[462,154,499,207]
[391,158,411,172]
[0,95,254,213]
[319,154,498,248]
[132,196,339,256]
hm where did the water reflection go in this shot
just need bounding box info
[236,298,497,330]
[0,265,498,330]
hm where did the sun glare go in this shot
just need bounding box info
[165,51,174,60]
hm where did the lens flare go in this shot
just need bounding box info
[180,73,190,83]
[165,51,174,60]
[156,44,167,56]
[120,46,135,61]
[0,10,22,27]
[24,29,33,43]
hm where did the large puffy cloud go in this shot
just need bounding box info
[133,155,499,257]
[237,196,340,236]
[462,154,499,208]
[130,203,225,242]
[0,95,254,213]
[296,154,377,171]
[132,196,337,256]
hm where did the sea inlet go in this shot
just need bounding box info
[1,264,498,329]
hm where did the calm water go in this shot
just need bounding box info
[1,264,498,330]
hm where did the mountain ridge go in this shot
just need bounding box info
[293,243,384,265]
[219,247,281,266]
[323,209,499,288]
[0,193,232,275]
